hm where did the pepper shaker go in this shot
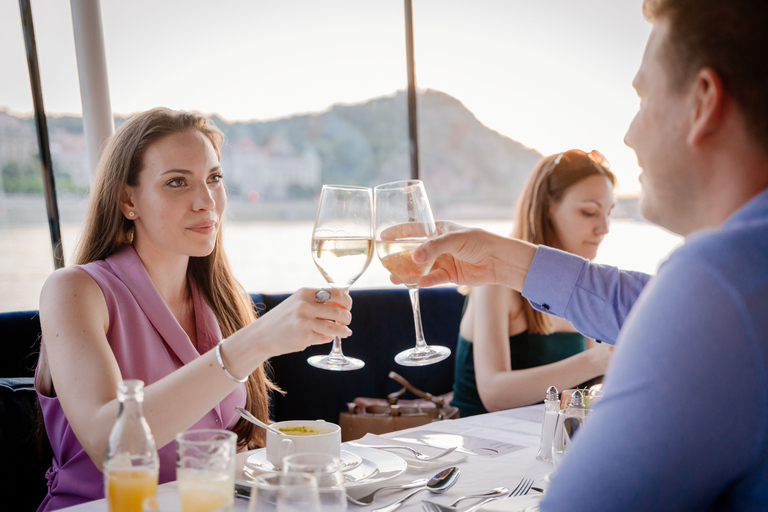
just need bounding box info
[536,386,559,462]
[552,389,588,468]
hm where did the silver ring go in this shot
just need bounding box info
[314,289,332,303]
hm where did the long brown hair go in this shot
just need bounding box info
[75,107,274,449]
[512,151,616,334]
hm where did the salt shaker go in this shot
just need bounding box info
[536,386,559,462]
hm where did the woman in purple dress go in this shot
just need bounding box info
[34,108,351,510]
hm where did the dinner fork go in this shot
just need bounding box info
[421,478,534,512]
[351,443,458,461]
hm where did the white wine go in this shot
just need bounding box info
[311,237,373,289]
[376,238,435,286]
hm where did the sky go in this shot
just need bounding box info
[0,0,652,195]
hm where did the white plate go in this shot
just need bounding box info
[243,449,363,476]
[236,444,407,490]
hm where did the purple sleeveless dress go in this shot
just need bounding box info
[36,245,247,511]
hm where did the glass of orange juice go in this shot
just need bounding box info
[176,429,237,512]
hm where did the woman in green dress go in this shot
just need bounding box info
[452,150,617,417]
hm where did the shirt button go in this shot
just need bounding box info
[542,304,550,311]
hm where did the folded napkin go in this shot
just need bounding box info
[353,433,468,471]
[479,494,543,511]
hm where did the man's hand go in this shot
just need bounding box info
[385,221,537,290]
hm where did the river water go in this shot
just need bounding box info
[0,218,682,313]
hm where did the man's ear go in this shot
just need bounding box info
[687,67,726,146]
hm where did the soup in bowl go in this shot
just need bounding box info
[265,420,341,468]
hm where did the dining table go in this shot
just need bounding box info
[59,405,552,512]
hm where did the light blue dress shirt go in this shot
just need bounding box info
[523,188,768,511]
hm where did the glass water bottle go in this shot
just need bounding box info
[103,379,159,512]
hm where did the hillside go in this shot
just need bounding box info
[218,89,542,214]
[3,90,545,220]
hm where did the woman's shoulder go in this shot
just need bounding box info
[469,284,525,317]
[43,265,97,291]
[41,266,104,307]
[40,266,109,339]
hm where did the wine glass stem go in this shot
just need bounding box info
[407,286,429,352]
[327,285,350,363]
[328,336,345,361]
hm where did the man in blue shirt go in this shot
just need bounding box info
[406,0,768,510]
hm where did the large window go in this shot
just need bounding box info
[0,0,681,313]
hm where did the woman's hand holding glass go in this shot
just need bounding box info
[223,288,353,381]
[308,185,373,371]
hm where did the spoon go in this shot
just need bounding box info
[235,406,286,436]
[371,467,460,512]
[347,478,429,506]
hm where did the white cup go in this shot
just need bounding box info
[265,421,341,468]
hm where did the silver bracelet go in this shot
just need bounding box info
[215,342,248,383]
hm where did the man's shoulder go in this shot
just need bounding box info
[663,218,768,296]
[672,217,767,266]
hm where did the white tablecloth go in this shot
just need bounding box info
[60,405,552,512]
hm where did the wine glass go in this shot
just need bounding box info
[373,179,451,366]
[308,185,374,371]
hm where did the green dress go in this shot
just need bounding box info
[451,330,586,417]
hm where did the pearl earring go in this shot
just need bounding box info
[128,212,135,218]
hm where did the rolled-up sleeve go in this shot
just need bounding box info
[521,245,652,345]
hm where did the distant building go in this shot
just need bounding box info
[49,129,89,186]
[0,110,37,171]
[222,135,321,200]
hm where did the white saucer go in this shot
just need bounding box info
[244,449,363,476]
[236,444,407,490]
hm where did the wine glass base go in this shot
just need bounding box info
[307,354,365,371]
[394,346,451,366]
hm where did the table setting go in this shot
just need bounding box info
[246,405,552,512]
[61,403,557,512]
[229,406,549,512]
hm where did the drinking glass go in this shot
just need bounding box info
[176,429,237,512]
[373,180,451,366]
[282,453,347,512]
[309,185,374,371]
[552,406,589,469]
[248,473,321,512]
[142,487,229,512]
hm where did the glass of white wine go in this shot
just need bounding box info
[309,185,373,371]
[373,180,451,366]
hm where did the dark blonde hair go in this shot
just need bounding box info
[512,151,616,334]
[75,107,274,449]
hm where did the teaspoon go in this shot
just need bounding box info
[371,466,460,512]
[235,406,287,436]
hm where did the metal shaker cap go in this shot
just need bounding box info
[569,389,586,408]
[545,386,559,402]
